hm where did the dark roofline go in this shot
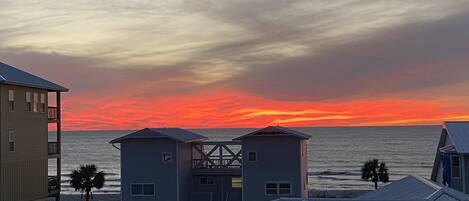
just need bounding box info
[1,80,69,92]
[110,128,208,144]
[234,126,312,140]
[0,61,69,92]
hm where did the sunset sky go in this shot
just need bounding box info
[1,1,469,130]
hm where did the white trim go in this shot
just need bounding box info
[130,183,155,196]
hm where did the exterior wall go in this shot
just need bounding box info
[0,84,49,201]
[242,136,303,201]
[300,139,308,197]
[121,139,177,201]
[191,175,242,201]
[451,154,463,192]
[465,155,469,193]
[434,130,453,184]
[178,142,192,201]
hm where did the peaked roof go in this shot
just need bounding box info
[443,121,469,154]
[357,175,469,201]
[110,128,208,144]
[0,62,68,92]
[357,175,441,200]
[233,126,311,140]
[274,175,469,201]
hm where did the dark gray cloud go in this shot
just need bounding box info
[225,12,469,101]
[0,48,208,97]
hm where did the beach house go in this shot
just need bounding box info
[431,121,469,193]
[0,62,68,201]
[110,126,311,201]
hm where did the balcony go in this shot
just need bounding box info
[48,142,59,158]
[48,106,57,123]
[48,176,60,196]
[192,141,242,171]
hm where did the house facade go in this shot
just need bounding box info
[0,62,68,201]
[431,121,469,194]
[111,126,311,201]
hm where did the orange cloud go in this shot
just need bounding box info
[52,90,469,131]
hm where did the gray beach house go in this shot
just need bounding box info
[111,126,311,201]
[0,62,68,201]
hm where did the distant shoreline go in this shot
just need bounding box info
[57,124,440,133]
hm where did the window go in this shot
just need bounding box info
[40,93,46,113]
[8,130,15,152]
[162,152,173,163]
[200,177,214,185]
[248,151,257,162]
[231,177,242,189]
[452,155,460,178]
[131,183,154,196]
[33,93,38,112]
[8,90,14,112]
[279,183,291,195]
[26,92,32,112]
[265,183,278,195]
[265,182,291,195]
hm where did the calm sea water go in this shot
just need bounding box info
[49,126,441,194]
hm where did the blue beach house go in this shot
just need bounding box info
[111,126,311,201]
[431,121,469,194]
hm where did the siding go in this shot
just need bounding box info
[121,139,178,201]
[242,136,303,201]
[0,84,49,201]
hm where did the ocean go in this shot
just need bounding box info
[49,125,441,194]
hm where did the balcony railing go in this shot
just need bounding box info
[48,142,59,157]
[48,176,60,195]
[193,159,242,169]
[48,106,57,122]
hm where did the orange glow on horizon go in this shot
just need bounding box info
[50,90,469,131]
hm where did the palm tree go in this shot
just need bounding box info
[70,164,105,201]
[361,159,389,190]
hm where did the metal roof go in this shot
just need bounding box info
[273,176,469,201]
[110,128,208,144]
[357,175,441,200]
[443,122,469,154]
[0,62,68,92]
[233,126,312,140]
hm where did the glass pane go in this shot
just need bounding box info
[200,178,207,184]
[248,152,256,161]
[266,188,277,195]
[279,188,291,195]
[232,177,242,188]
[279,183,290,188]
[143,184,154,195]
[8,90,14,101]
[207,178,214,185]
[26,92,31,102]
[266,183,277,188]
[131,184,143,195]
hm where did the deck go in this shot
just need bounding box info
[192,141,242,174]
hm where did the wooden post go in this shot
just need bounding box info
[56,92,61,201]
